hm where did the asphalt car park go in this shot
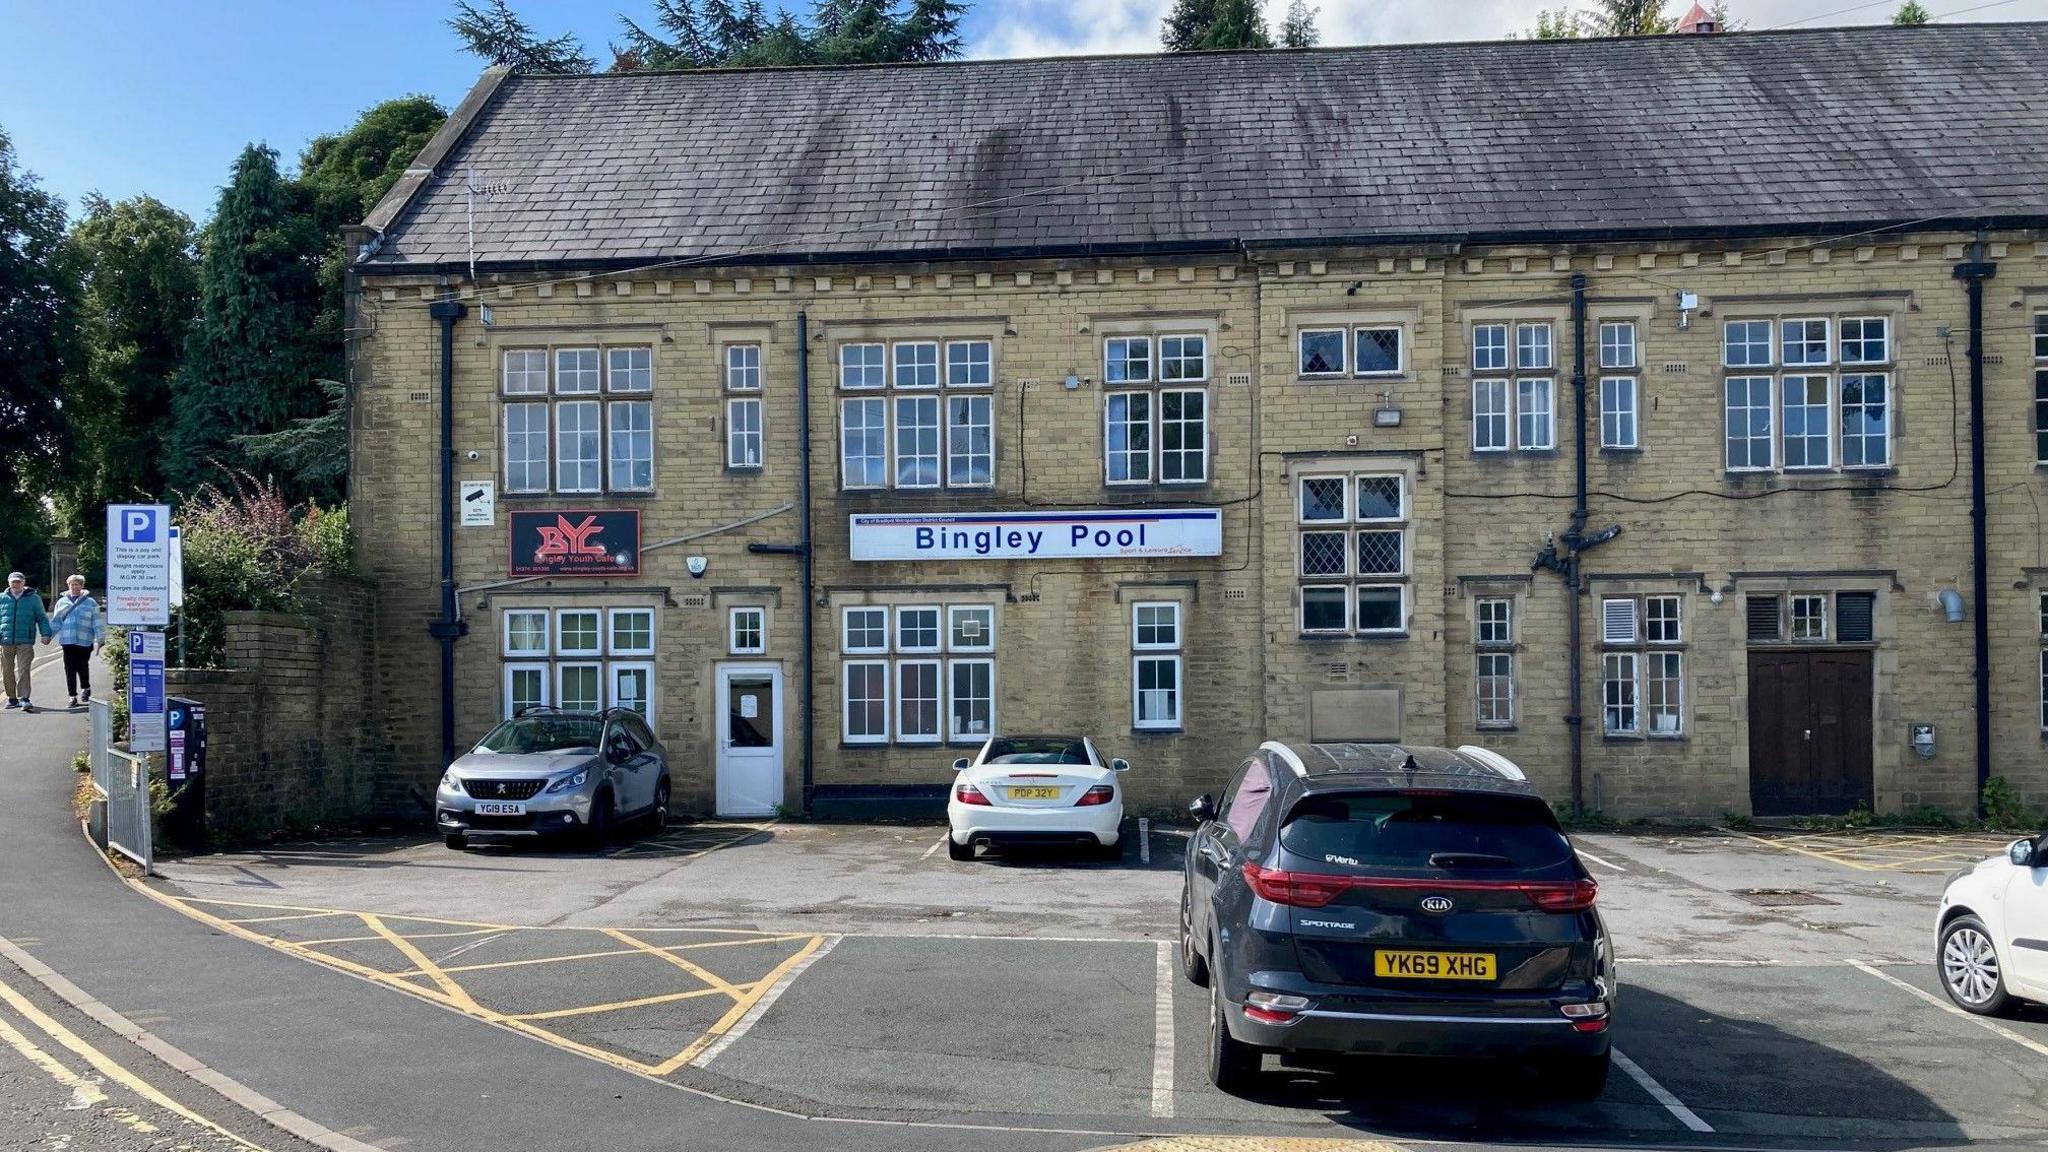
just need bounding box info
[144,822,2048,1148]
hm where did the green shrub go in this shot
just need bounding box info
[1982,777,2042,832]
[173,473,352,667]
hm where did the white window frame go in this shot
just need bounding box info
[947,658,996,742]
[1781,373,1833,471]
[842,607,889,655]
[1602,652,1640,735]
[1299,328,1347,376]
[1600,376,1639,450]
[893,394,941,489]
[1475,597,1513,647]
[896,659,943,744]
[556,662,604,713]
[608,661,655,723]
[504,402,550,494]
[728,397,764,469]
[945,339,993,388]
[947,605,996,653]
[892,340,940,389]
[1354,325,1405,377]
[1299,475,1348,523]
[1355,474,1404,523]
[840,397,888,488]
[895,605,942,655]
[1515,322,1554,371]
[1841,373,1890,469]
[1791,594,1829,642]
[1644,651,1684,737]
[556,609,603,657]
[1724,320,1775,368]
[1355,528,1406,577]
[503,608,549,656]
[1354,585,1406,635]
[607,346,653,393]
[503,348,550,395]
[554,347,601,394]
[554,399,602,493]
[504,663,549,718]
[1300,585,1350,634]
[1599,321,1638,370]
[608,399,653,491]
[1158,387,1208,485]
[1516,378,1556,451]
[1471,323,1509,372]
[1476,651,1515,729]
[839,342,886,389]
[1105,335,1152,384]
[1158,333,1208,382]
[1132,601,1181,651]
[842,660,891,745]
[1839,316,1890,366]
[725,342,762,391]
[729,606,766,656]
[2037,313,2048,467]
[1782,317,1832,367]
[607,607,655,657]
[1644,595,1682,644]
[1133,654,1183,731]
[1105,391,1152,485]
[945,393,993,488]
[1472,379,1510,452]
[1725,376,1775,472]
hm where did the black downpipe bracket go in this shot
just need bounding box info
[427,298,469,772]
[1953,245,1996,818]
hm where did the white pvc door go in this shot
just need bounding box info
[716,664,783,818]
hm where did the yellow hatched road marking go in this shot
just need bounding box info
[654,935,827,1074]
[601,928,745,1000]
[411,932,818,978]
[508,983,753,1022]
[0,974,273,1151]
[359,913,486,1013]
[221,911,352,926]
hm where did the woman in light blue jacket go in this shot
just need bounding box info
[50,575,105,708]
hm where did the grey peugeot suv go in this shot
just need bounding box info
[436,708,671,849]
[1181,740,1614,1098]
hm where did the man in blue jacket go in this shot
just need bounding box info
[1,571,54,713]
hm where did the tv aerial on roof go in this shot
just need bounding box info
[463,166,520,285]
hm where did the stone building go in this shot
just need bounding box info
[345,23,2048,822]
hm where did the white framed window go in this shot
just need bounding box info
[1355,326,1404,376]
[725,343,761,391]
[556,609,602,657]
[1159,334,1208,382]
[946,394,993,487]
[1515,323,1553,371]
[1601,377,1639,449]
[1475,597,1513,646]
[842,661,889,744]
[608,608,654,656]
[1516,378,1556,451]
[1472,379,1510,451]
[504,609,549,656]
[1134,654,1182,730]
[1299,476,1347,522]
[1782,375,1832,469]
[896,606,941,654]
[2039,649,2046,733]
[839,343,886,389]
[1599,321,1638,370]
[1159,389,1208,484]
[610,662,654,721]
[608,400,653,490]
[893,340,940,389]
[1840,316,1890,365]
[728,397,763,468]
[1472,323,1509,372]
[946,340,993,387]
[505,664,548,718]
[1297,470,1409,637]
[2035,314,2048,467]
[948,605,994,652]
[897,660,942,743]
[555,400,602,492]
[1724,320,1774,368]
[1356,475,1402,522]
[1725,376,1774,471]
[729,606,766,655]
[1299,328,1346,376]
[1300,586,1348,634]
[1133,601,1180,650]
[1602,652,1640,735]
[1645,652,1683,736]
[607,346,652,393]
[1791,594,1828,641]
[1782,318,1832,367]
[1841,374,1890,469]
[1356,529,1404,576]
[893,395,941,488]
[1477,652,1514,728]
[1105,336,1151,383]
[503,349,549,395]
[842,607,889,654]
[554,347,601,394]
[840,398,888,488]
[948,659,995,741]
[557,662,603,712]
[1355,586,1405,634]
[1644,595,1682,644]
[1105,392,1152,484]
[504,403,549,493]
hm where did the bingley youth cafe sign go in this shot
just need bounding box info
[849,509,1223,562]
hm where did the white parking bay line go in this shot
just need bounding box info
[1576,848,1628,873]
[1613,1047,1713,1133]
[920,835,949,862]
[690,935,841,1069]
[1150,940,1175,1119]
[1849,959,2048,1059]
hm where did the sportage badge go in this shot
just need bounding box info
[1419,895,1456,914]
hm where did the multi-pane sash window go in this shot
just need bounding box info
[729,606,766,655]
[1471,322,1556,452]
[1602,653,1639,736]
[725,343,761,391]
[1599,321,1640,450]
[1296,326,1405,376]
[1132,602,1183,730]
[502,346,656,494]
[725,342,764,469]
[1722,318,1892,473]
[1474,597,1515,729]
[841,604,996,745]
[1106,333,1209,485]
[2034,314,2048,465]
[1298,472,1407,636]
[1600,595,1682,736]
[838,339,994,490]
[1791,594,1828,641]
[2040,590,2047,731]
[500,605,656,720]
[1159,334,1208,382]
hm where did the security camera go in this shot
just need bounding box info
[466,450,481,461]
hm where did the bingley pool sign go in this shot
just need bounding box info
[849,509,1222,562]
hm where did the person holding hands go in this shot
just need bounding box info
[50,574,106,708]
[1,571,55,713]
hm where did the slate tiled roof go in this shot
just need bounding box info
[361,23,2048,272]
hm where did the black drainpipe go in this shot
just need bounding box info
[1566,272,1590,815]
[747,310,815,814]
[428,297,469,771]
[1953,240,1995,818]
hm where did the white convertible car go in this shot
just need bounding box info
[1936,831,2048,1014]
[945,735,1129,861]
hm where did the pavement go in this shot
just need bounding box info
[5,661,2048,1152]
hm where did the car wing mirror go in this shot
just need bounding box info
[952,757,971,772]
[1110,758,1131,773]
[2012,838,2039,867]
[1189,793,1216,822]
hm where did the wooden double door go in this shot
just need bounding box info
[1747,649,1874,817]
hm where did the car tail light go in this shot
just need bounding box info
[1074,785,1115,807]
[1241,863,1350,908]
[1243,991,1311,1025]
[954,784,991,806]
[1240,865,1597,911]
[1524,879,1600,912]
[1560,1001,1610,1033]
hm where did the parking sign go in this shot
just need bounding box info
[129,630,166,753]
[106,504,171,626]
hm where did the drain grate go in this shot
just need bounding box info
[1735,888,1837,907]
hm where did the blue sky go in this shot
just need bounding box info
[3,0,2044,224]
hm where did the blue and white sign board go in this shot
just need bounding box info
[849,509,1224,562]
[168,526,184,609]
[129,630,166,753]
[106,504,171,626]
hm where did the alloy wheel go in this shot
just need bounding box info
[1943,926,2000,1005]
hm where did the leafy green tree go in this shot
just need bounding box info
[612,0,965,69]
[57,194,198,545]
[0,129,76,583]
[169,145,328,497]
[1528,0,1674,37]
[1163,0,1273,51]
[1281,0,1320,48]
[1892,1,1931,24]
[299,96,446,223]
[450,0,595,72]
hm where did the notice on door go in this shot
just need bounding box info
[739,695,760,719]
[849,509,1222,562]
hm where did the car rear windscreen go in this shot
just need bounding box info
[984,738,1088,765]
[1279,791,1573,871]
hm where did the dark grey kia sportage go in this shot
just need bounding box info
[1181,741,1614,1097]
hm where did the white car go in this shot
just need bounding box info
[946,735,1129,862]
[1936,831,2048,1015]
